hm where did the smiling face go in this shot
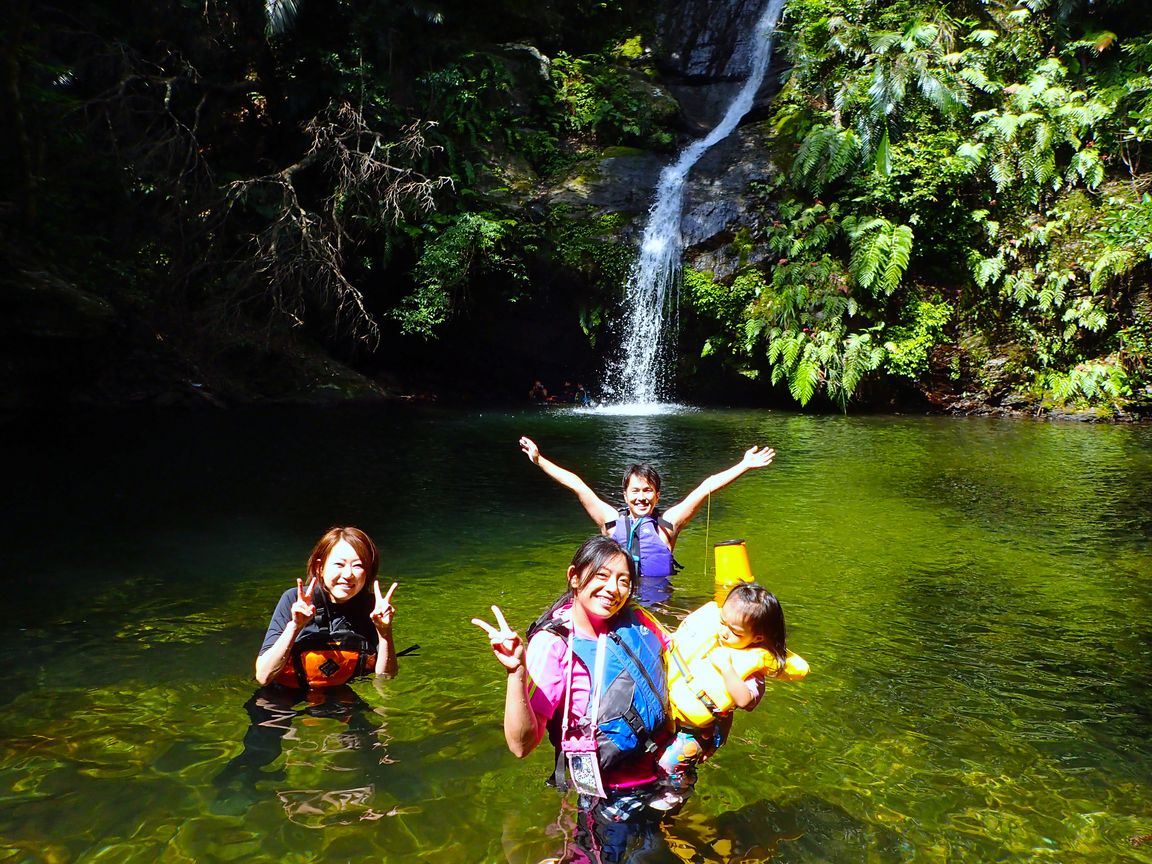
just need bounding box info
[319,539,368,602]
[718,595,764,650]
[623,473,660,518]
[570,551,632,622]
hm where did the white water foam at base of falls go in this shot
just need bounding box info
[578,402,698,417]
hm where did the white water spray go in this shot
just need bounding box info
[599,0,785,407]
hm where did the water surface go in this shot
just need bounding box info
[1,406,1150,862]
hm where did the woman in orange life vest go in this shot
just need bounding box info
[255,526,399,689]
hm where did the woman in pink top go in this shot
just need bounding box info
[474,536,672,828]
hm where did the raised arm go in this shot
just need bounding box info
[519,436,618,527]
[371,580,399,679]
[472,606,546,757]
[254,577,316,686]
[661,446,776,534]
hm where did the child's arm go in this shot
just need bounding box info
[716,651,759,710]
[661,446,775,534]
[519,436,618,527]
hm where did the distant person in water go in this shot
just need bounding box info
[518,437,775,603]
[255,526,399,689]
[528,380,550,403]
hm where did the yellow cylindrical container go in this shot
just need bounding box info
[713,539,753,604]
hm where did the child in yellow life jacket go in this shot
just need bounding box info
[651,582,808,810]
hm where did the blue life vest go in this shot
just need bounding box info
[529,604,671,780]
[608,510,679,579]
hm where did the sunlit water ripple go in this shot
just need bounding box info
[0,407,1149,863]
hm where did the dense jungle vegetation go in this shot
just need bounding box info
[2,0,1151,415]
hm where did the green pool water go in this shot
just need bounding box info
[1,405,1150,863]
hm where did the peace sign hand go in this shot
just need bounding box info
[471,605,525,673]
[292,576,317,627]
[371,581,398,634]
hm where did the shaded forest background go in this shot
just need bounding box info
[2,0,1151,416]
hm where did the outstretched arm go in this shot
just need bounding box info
[662,446,776,534]
[519,436,618,528]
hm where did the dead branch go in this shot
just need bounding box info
[224,100,452,345]
[81,41,213,197]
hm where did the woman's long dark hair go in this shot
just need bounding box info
[528,536,633,634]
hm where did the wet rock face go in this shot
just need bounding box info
[653,0,784,130]
[681,123,779,276]
[654,0,770,80]
[682,123,774,246]
[540,122,779,278]
[544,151,667,219]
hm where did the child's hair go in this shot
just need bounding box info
[621,463,662,495]
[724,582,786,665]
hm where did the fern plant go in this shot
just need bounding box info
[742,200,891,409]
[843,216,915,296]
[791,124,862,192]
[1037,358,1132,408]
[968,58,1111,203]
[767,325,886,409]
[884,299,953,379]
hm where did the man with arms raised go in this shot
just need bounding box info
[519,437,775,603]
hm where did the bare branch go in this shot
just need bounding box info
[223,100,452,345]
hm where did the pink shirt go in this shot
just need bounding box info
[524,605,663,788]
[742,670,765,710]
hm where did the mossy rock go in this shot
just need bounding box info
[543,150,665,216]
[601,146,648,159]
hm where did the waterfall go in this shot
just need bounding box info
[600,0,785,406]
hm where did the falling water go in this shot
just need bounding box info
[599,0,785,407]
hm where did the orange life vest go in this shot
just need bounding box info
[274,630,375,689]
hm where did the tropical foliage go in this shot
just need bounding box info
[3,0,1151,413]
[677,0,1152,411]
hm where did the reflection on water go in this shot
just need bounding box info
[0,407,1151,862]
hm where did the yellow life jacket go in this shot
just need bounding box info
[666,601,808,727]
